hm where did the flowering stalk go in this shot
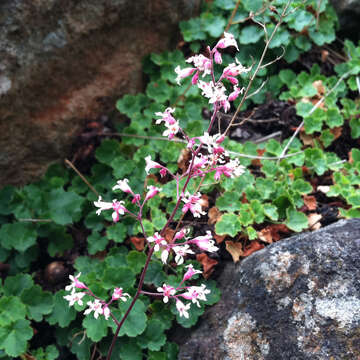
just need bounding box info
[63,4,288,354]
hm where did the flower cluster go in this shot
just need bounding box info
[155,265,210,318]
[63,273,130,320]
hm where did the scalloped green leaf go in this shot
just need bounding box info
[285,209,308,232]
[82,315,108,342]
[21,285,53,321]
[0,297,27,326]
[46,290,77,328]
[138,319,166,351]
[0,222,37,252]
[215,213,242,237]
[0,319,33,357]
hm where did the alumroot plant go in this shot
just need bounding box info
[63,32,255,359]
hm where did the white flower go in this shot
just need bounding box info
[63,291,86,307]
[94,196,126,222]
[173,244,194,265]
[157,284,176,303]
[145,155,162,174]
[84,299,104,319]
[176,299,191,318]
[65,272,87,292]
[112,288,131,302]
[186,54,211,76]
[161,248,170,264]
[190,231,218,252]
[113,179,133,194]
[215,32,239,51]
[162,121,180,139]
[175,66,196,85]
[181,284,211,307]
[147,232,167,252]
[198,81,227,104]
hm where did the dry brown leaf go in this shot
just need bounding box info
[196,253,218,279]
[242,241,264,257]
[163,228,175,243]
[225,241,243,262]
[308,213,322,230]
[177,148,191,173]
[251,149,265,167]
[313,80,326,96]
[208,206,222,225]
[200,194,209,210]
[300,132,315,147]
[321,50,329,63]
[214,233,226,244]
[257,228,273,244]
[130,236,145,251]
[303,195,317,211]
[330,127,342,140]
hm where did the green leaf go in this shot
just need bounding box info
[0,222,37,252]
[0,186,15,215]
[215,213,242,237]
[285,209,308,232]
[304,148,327,175]
[126,251,146,274]
[48,188,84,225]
[180,18,206,42]
[3,274,34,297]
[242,0,263,12]
[279,69,296,85]
[102,266,135,290]
[83,315,108,342]
[163,342,179,360]
[87,231,108,255]
[172,301,204,328]
[106,222,127,243]
[326,107,343,128]
[115,300,147,337]
[149,301,174,330]
[95,139,122,165]
[239,26,263,44]
[116,93,149,118]
[144,261,166,287]
[216,192,242,212]
[202,13,226,38]
[138,319,166,351]
[263,203,279,221]
[0,297,27,326]
[350,117,360,139]
[46,290,77,327]
[291,179,312,194]
[0,320,33,357]
[47,226,74,257]
[21,285,53,321]
[146,80,171,103]
[320,129,335,148]
[117,337,143,360]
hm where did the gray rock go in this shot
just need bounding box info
[0,0,201,186]
[177,219,360,359]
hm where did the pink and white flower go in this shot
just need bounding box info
[190,231,218,252]
[63,291,86,307]
[145,155,162,175]
[84,299,104,319]
[103,305,110,320]
[183,264,202,281]
[113,178,133,194]
[147,232,167,252]
[176,299,191,318]
[214,159,245,180]
[182,192,206,218]
[198,81,227,104]
[215,32,239,51]
[145,185,162,201]
[181,284,211,307]
[162,121,180,139]
[94,196,126,222]
[65,273,87,292]
[155,108,176,125]
[228,86,244,102]
[174,228,190,242]
[186,54,212,77]
[161,248,170,264]
[173,244,194,265]
[112,288,131,302]
[222,59,250,78]
[175,66,196,85]
[157,284,176,303]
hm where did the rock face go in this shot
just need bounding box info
[330,0,360,40]
[0,0,201,186]
[177,219,360,359]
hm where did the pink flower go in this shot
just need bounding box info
[147,232,167,252]
[157,284,176,303]
[190,231,218,252]
[181,284,210,307]
[155,108,176,125]
[84,299,104,319]
[175,66,196,85]
[162,121,180,139]
[222,59,250,78]
[94,196,126,222]
[186,54,212,77]
[176,299,191,318]
[63,291,86,307]
[145,186,162,201]
[198,81,227,104]
[215,32,239,51]
[214,49,222,64]
[173,244,194,265]
[182,192,206,218]
[113,178,133,194]
[183,264,202,281]
[65,273,87,292]
[228,86,243,102]
[145,155,162,175]
[112,288,131,302]
[174,228,190,242]
[214,159,245,181]
[199,133,226,154]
